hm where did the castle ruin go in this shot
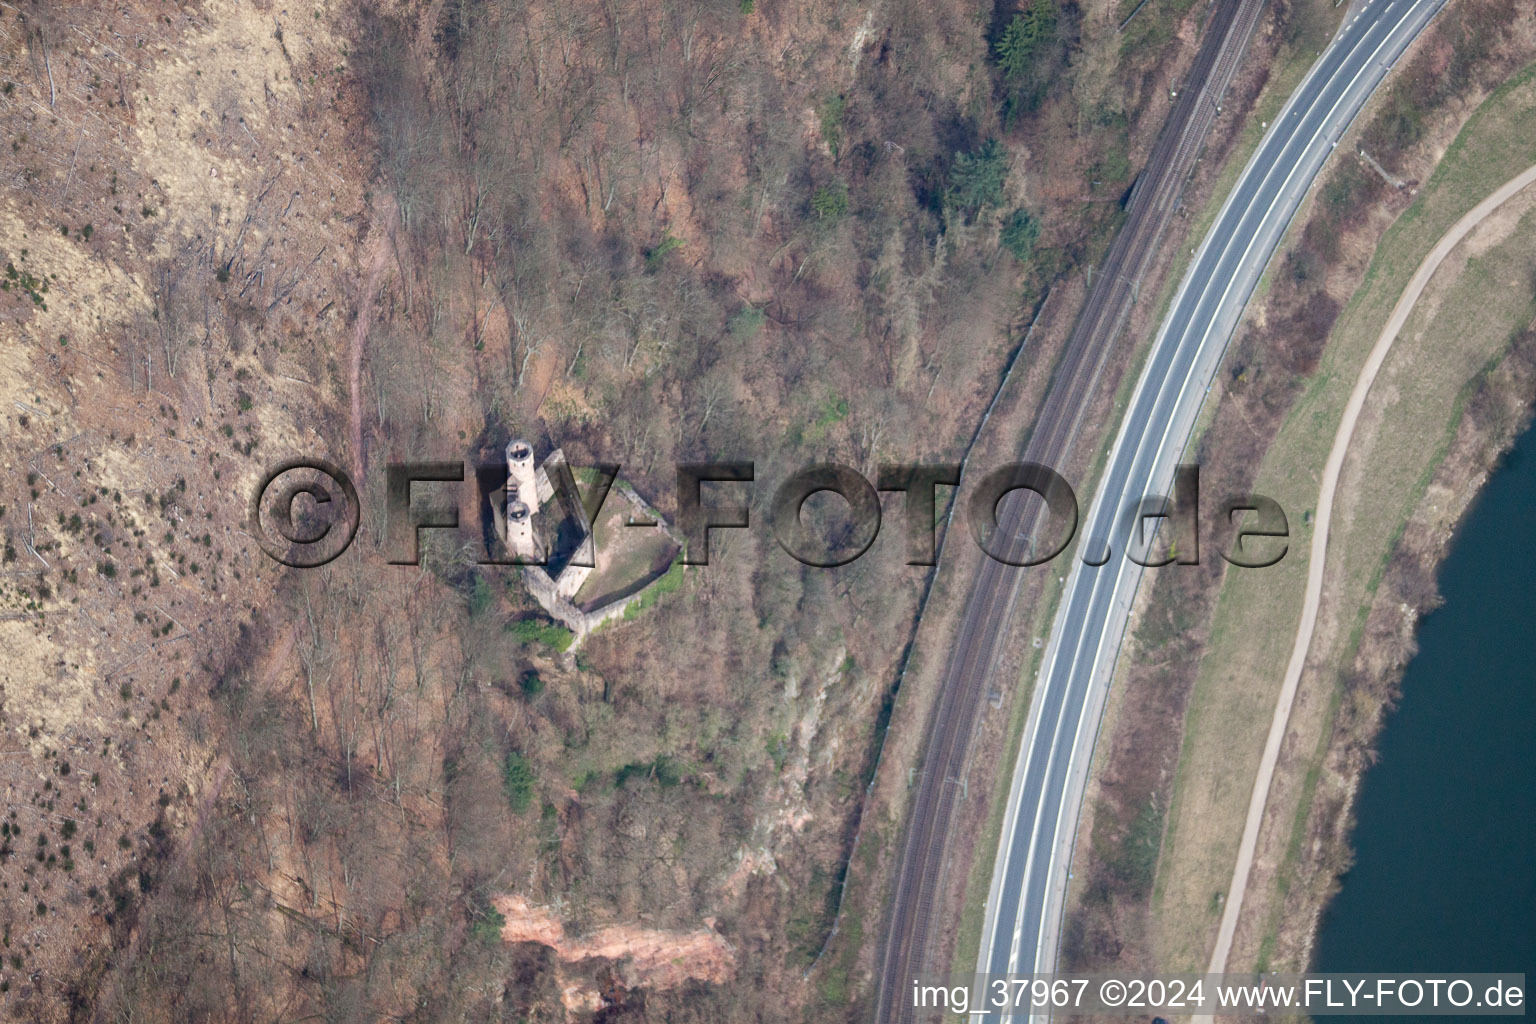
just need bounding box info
[501,439,679,643]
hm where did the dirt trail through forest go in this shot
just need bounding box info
[351,204,398,486]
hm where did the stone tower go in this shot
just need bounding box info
[506,439,541,559]
[506,499,537,558]
[506,438,540,516]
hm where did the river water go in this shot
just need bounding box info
[1313,422,1536,988]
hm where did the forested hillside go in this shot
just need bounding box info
[1,0,1248,1018]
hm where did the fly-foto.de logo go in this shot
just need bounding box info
[249,440,1288,572]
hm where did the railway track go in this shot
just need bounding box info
[973,0,1447,1008]
[872,1,1265,1019]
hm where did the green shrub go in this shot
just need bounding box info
[614,754,683,788]
[621,557,684,621]
[811,181,849,221]
[729,306,766,340]
[466,574,495,617]
[471,904,507,945]
[644,232,684,271]
[1000,208,1041,261]
[502,752,535,812]
[504,618,574,652]
[818,94,847,157]
[766,731,789,772]
[2,260,49,310]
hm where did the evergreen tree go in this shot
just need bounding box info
[946,139,1010,221]
[995,0,1059,80]
[1000,207,1041,261]
[812,180,850,220]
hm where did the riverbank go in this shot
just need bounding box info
[1250,273,1536,975]
[1313,416,1536,979]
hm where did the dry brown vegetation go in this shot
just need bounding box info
[0,0,1337,1019]
[1061,0,1536,980]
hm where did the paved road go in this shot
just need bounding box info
[974,0,1449,1015]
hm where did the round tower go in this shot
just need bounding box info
[506,500,536,558]
[506,438,541,516]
